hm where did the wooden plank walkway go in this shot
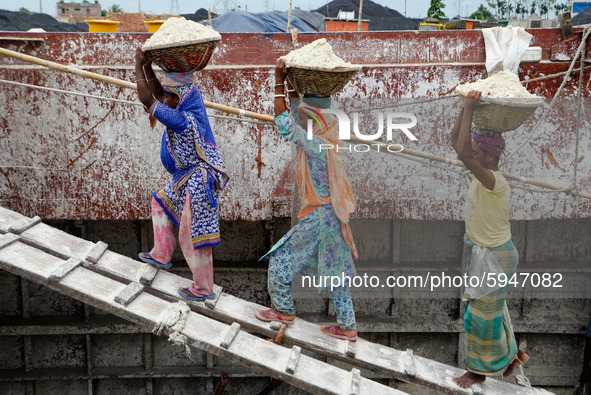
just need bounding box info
[0,207,552,395]
[0,211,404,395]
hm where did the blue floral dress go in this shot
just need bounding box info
[149,85,229,249]
[261,106,357,330]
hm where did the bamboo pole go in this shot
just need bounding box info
[348,137,591,200]
[0,47,275,123]
[286,0,293,33]
[357,0,364,32]
[0,47,136,89]
[1,47,589,200]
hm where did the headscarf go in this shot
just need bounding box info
[472,133,506,158]
[295,102,358,259]
[302,95,331,109]
[161,72,194,87]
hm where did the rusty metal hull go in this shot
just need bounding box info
[0,30,590,221]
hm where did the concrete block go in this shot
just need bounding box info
[91,334,144,368]
[152,335,206,367]
[35,380,88,394]
[517,333,585,386]
[31,335,86,369]
[0,336,24,369]
[215,221,267,262]
[93,378,145,395]
[399,220,464,264]
[215,377,275,395]
[510,220,527,259]
[392,298,460,321]
[390,333,458,366]
[349,219,392,262]
[525,219,591,263]
[353,298,393,315]
[153,378,211,394]
[84,220,142,259]
[25,281,84,317]
[0,383,26,394]
[214,268,270,306]
[271,218,292,245]
[293,298,328,314]
[0,271,21,316]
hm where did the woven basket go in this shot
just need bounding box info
[286,65,361,97]
[462,95,544,133]
[143,37,220,73]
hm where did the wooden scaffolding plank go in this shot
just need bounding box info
[0,207,552,395]
[0,238,405,395]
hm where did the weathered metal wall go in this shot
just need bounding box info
[0,30,590,221]
[0,217,589,393]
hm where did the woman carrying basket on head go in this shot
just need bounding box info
[451,90,528,387]
[255,58,359,341]
[134,48,229,302]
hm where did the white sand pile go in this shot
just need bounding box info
[142,17,221,49]
[281,38,360,70]
[456,70,537,98]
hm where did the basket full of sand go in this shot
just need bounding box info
[141,17,221,73]
[456,70,544,133]
[282,39,361,97]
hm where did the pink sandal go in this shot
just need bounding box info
[321,325,358,341]
[255,309,294,325]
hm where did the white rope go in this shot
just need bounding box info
[152,301,192,359]
[572,26,589,196]
[0,78,273,125]
[502,302,531,387]
[0,77,139,105]
[503,26,591,165]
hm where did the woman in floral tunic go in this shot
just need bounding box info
[134,48,229,301]
[255,58,359,341]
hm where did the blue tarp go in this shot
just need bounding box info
[206,10,325,33]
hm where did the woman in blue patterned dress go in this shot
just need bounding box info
[255,58,359,341]
[134,48,229,301]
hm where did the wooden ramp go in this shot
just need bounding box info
[0,206,552,395]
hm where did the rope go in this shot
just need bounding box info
[572,26,589,196]
[503,27,591,165]
[502,302,531,388]
[345,93,459,115]
[0,78,273,125]
[152,301,192,359]
[523,64,591,84]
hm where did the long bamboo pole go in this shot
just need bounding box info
[348,137,591,200]
[1,47,588,200]
[0,47,275,123]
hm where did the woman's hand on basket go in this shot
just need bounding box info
[275,58,288,83]
[135,48,152,68]
[464,90,489,113]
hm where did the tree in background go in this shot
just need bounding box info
[108,4,123,13]
[427,0,446,19]
[19,7,33,14]
[470,4,495,19]
[553,2,568,14]
[487,0,510,19]
[515,2,528,17]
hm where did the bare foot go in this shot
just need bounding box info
[256,308,295,322]
[452,371,485,388]
[502,349,529,378]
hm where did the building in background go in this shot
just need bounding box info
[56,1,101,23]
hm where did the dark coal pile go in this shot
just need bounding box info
[0,10,88,32]
[313,0,421,30]
[572,6,591,26]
